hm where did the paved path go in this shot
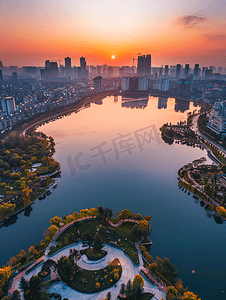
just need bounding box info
[14,242,165,300]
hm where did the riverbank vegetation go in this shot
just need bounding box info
[178,161,226,220]
[0,131,59,221]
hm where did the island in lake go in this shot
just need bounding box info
[0,207,200,300]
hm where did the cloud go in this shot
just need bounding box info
[202,34,226,41]
[176,15,207,28]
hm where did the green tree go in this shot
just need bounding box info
[50,216,62,227]
[93,233,104,253]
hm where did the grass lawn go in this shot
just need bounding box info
[59,258,122,294]
[49,219,139,264]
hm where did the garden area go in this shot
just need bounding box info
[58,256,122,293]
[48,218,140,264]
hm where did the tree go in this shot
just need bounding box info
[12,290,21,300]
[68,249,79,264]
[106,292,111,300]
[28,246,35,254]
[93,233,104,253]
[119,283,126,298]
[19,277,29,293]
[166,286,178,300]
[182,291,201,300]
[48,225,58,236]
[83,233,94,248]
[125,279,132,299]
[132,274,144,289]
[0,266,12,298]
[57,256,76,281]
[22,186,32,205]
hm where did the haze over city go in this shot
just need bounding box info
[1,0,226,67]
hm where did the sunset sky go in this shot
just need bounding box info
[0,0,226,67]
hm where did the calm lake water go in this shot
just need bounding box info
[0,95,225,300]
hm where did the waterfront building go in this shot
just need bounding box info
[159,77,169,91]
[177,78,192,96]
[1,97,16,114]
[207,101,226,136]
[137,54,151,74]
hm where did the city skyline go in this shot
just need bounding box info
[1,0,226,67]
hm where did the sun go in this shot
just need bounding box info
[111,55,115,59]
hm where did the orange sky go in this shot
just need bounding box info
[0,0,226,67]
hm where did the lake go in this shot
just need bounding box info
[0,95,225,300]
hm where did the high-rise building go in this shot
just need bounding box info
[185,64,189,77]
[176,64,181,78]
[41,60,59,79]
[80,57,88,79]
[80,57,86,71]
[205,69,213,80]
[65,57,71,69]
[0,61,3,70]
[65,57,71,77]
[218,67,223,73]
[93,76,102,89]
[0,70,2,81]
[159,66,163,78]
[159,77,169,91]
[1,97,16,114]
[165,65,169,76]
[137,55,151,74]
[202,67,208,77]
[194,64,199,77]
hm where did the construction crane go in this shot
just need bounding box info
[133,58,137,67]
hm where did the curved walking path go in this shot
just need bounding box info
[13,242,165,300]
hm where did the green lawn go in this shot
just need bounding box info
[59,258,122,294]
[49,219,139,264]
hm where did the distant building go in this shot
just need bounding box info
[107,66,113,77]
[177,78,192,96]
[22,66,37,74]
[122,76,149,91]
[165,65,169,76]
[137,55,151,74]
[41,61,59,79]
[205,69,213,80]
[93,76,102,89]
[159,77,169,91]
[80,57,88,79]
[176,64,181,78]
[194,64,199,77]
[122,77,130,91]
[207,101,226,136]
[1,97,16,114]
[0,61,3,70]
[0,70,2,81]
[65,57,71,77]
[185,64,189,77]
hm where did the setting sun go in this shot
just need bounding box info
[111,55,115,60]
